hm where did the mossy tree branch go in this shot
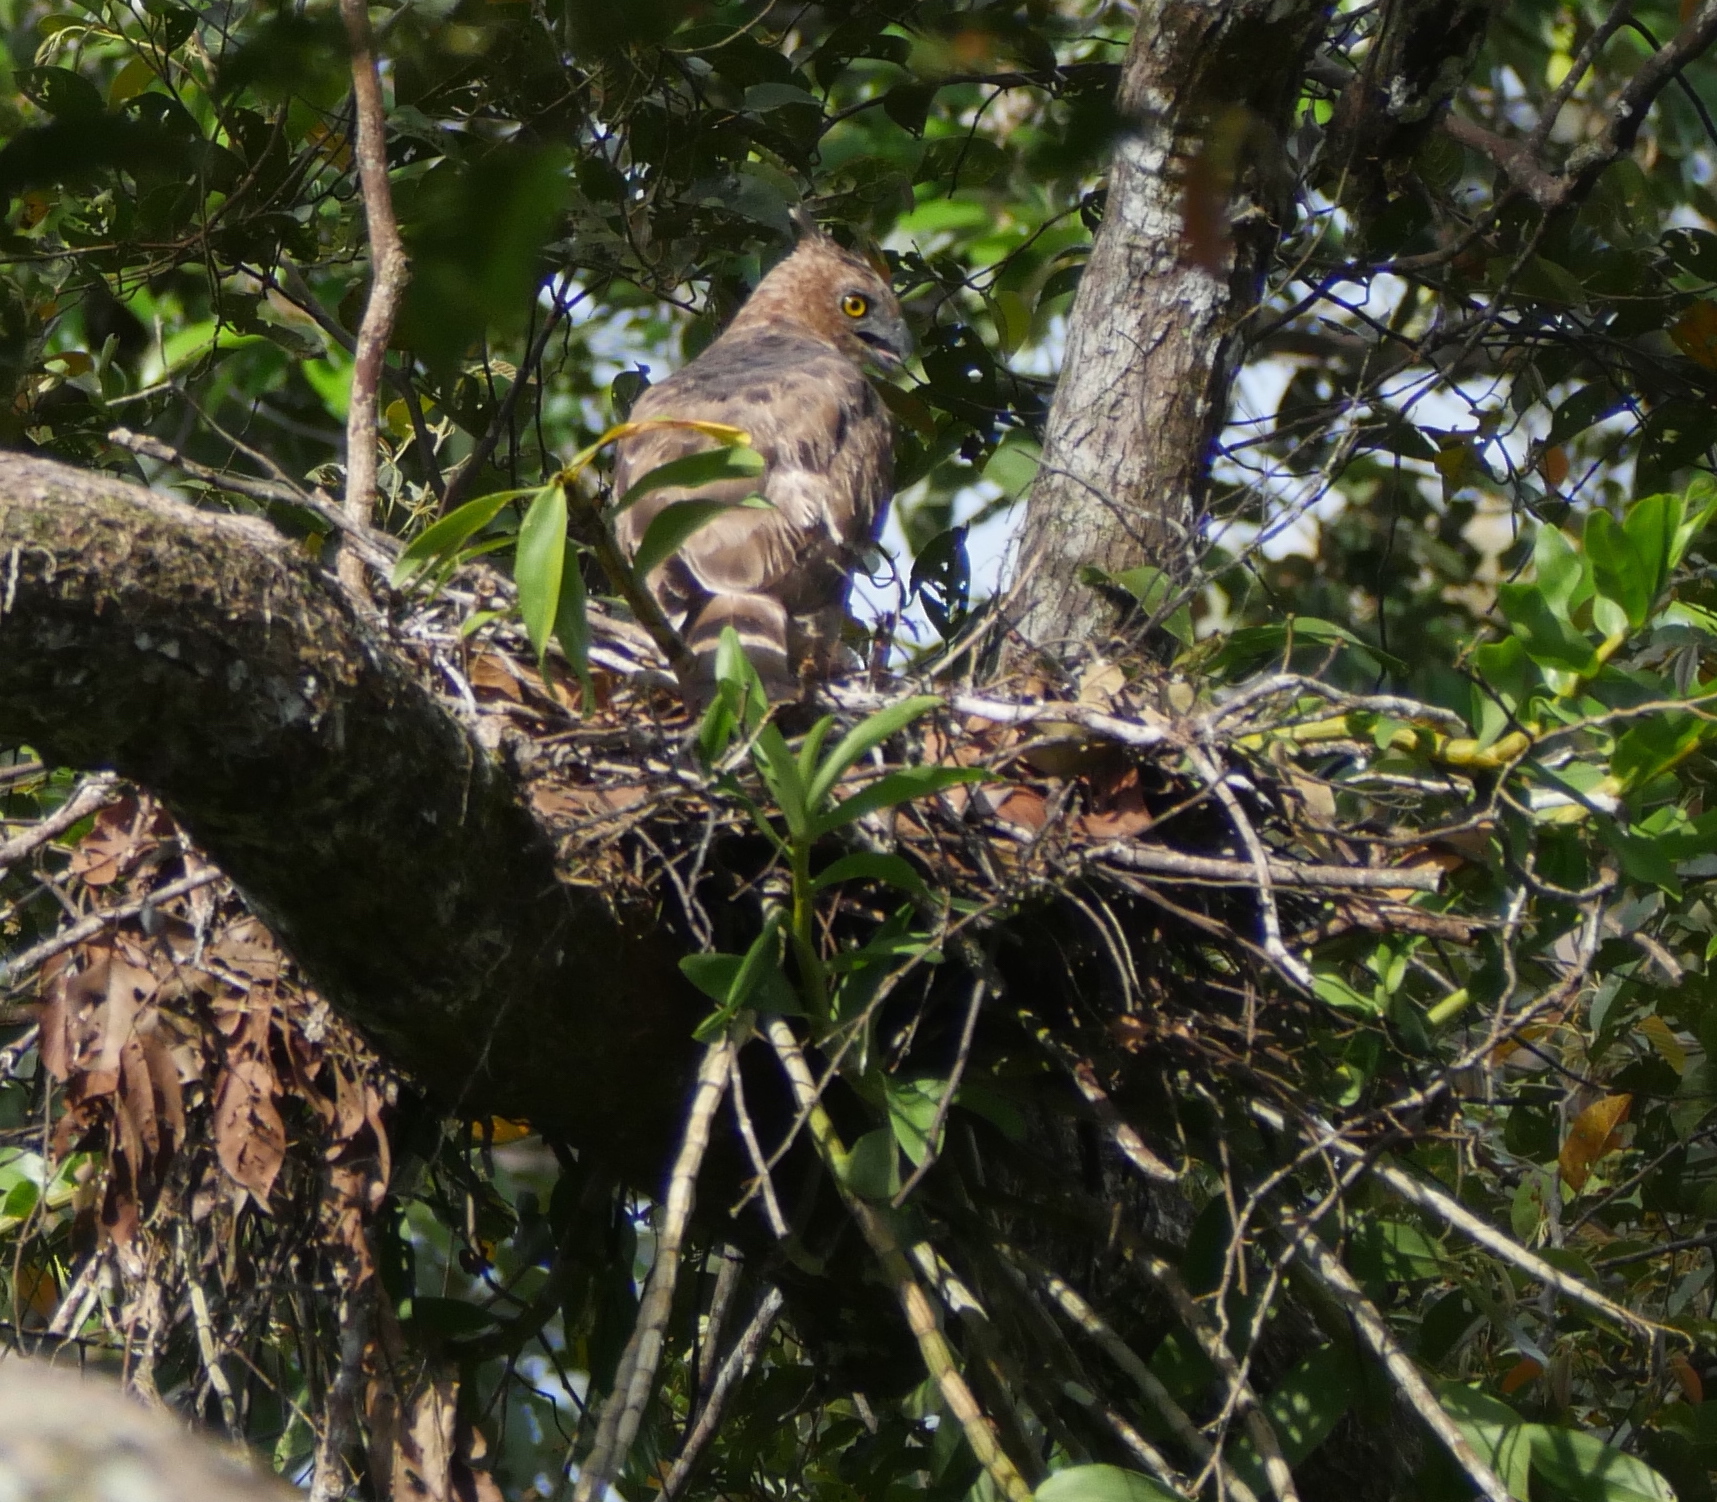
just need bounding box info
[0,451,699,1181]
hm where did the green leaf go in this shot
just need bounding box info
[1035,1465,1181,1502]
[752,724,810,840]
[632,498,768,582]
[1614,711,1708,791]
[698,629,770,764]
[885,1076,948,1166]
[1671,477,1717,566]
[1311,965,1384,1016]
[391,486,536,586]
[796,715,838,794]
[954,1081,1026,1141]
[1497,582,1600,674]
[1534,522,1592,619]
[1549,384,1625,446]
[554,541,593,708]
[1436,1384,1533,1501]
[514,483,568,664]
[1208,617,1406,674]
[809,852,929,898]
[1085,563,1194,644]
[406,1296,504,1340]
[836,1127,899,1199]
[1526,1423,1677,1502]
[1585,510,1651,629]
[613,443,765,514]
[1622,491,1680,605]
[806,696,943,812]
[680,916,801,1036]
[1229,1345,1361,1497]
[1471,635,1535,746]
[816,765,989,835]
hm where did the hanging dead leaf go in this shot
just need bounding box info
[13,1262,57,1328]
[1500,1357,1542,1394]
[141,1033,186,1154]
[1540,443,1570,489]
[476,1117,534,1145]
[1671,1353,1704,1404]
[1560,1093,1632,1190]
[1671,300,1717,369]
[392,1373,459,1502]
[214,1007,286,1207]
[207,917,282,982]
[1637,1015,1688,1074]
[36,942,157,1083]
[214,1058,286,1208]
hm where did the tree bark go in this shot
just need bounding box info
[1318,0,1499,226]
[1012,0,1331,652]
[0,452,697,1181]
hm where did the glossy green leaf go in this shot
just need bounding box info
[1526,1423,1677,1502]
[1586,510,1651,628]
[1229,1345,1361,1497]
[1622,491,1680,603]
[1437,1383,1533,1501]
[1089,563,1193,644]
[885,1076,948,1166]
[806,696,943,812]
[554,542,593,708]
[809,852,929,897]
[1534,522,1592,620]
[632,497,769,583]
[752,723,810,839]
[795,715,839,793]
[613,442,765,514]
[515,484,568,663]
[698,626,769,764]
[1471,635,1535,747]
[680,914,800,1037]
[816,765,989,835]
[391,486,537,586]
[1208,617,1405,674]
[1497,582,1600,674]
[836,1127,899,1199]
[1035,1466,1180,1502]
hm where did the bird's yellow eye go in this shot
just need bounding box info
[841,293,869,318]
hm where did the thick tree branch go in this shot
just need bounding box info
[0,451,698,1179]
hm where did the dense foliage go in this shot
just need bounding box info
[12,3,1717,1502]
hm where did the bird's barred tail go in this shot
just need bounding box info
[684,592,793,701]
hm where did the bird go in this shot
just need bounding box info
[612,215,910,703]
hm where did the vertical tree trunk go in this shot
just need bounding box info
[1012,0,1331,652]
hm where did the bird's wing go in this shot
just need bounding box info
[612,328,892,614]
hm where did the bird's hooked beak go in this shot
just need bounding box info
[858,314,913,373]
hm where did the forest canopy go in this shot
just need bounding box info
[7,3,1717,1502]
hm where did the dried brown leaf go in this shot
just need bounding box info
[66,796,141,886]
[214,1006,287,1207]
[207,917,282,983]
[392,1374,458,1502]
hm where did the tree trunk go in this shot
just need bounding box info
[0,453,698,1181]
[1012,0,1331,652]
